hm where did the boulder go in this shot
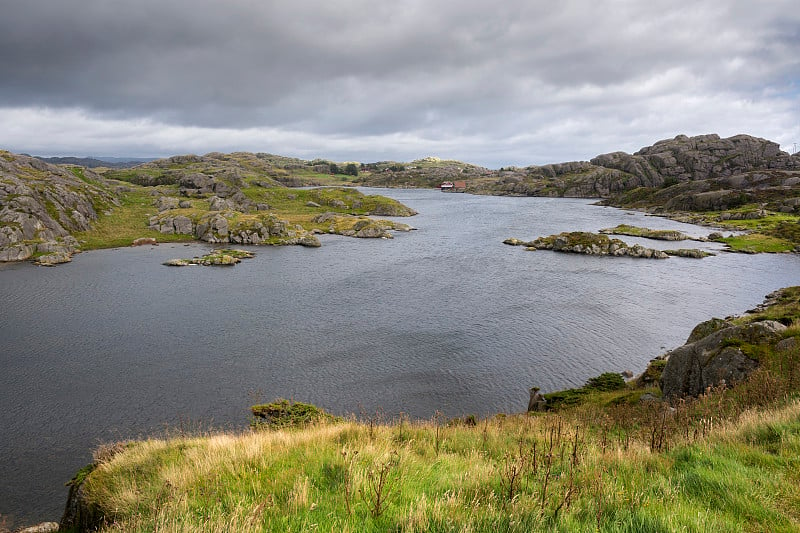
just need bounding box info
[660,320,786,399]
[172,215,193,235]
[35,250,72,266]
[156,196,180,211]
[208,195,235,211]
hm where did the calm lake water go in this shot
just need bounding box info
[1,188,798,525]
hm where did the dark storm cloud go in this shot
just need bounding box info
[0,0,798,165]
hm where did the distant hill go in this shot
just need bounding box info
[33,156,155,168]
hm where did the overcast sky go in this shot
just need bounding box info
[0,0,798,168]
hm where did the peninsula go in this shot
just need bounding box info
[0,151,416,266]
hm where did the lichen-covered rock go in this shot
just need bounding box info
[660,320,787,399]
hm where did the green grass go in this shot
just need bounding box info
[73,397,800,532]
[600,224,689,241]
[719,233,795,253]
[73,188,194,250]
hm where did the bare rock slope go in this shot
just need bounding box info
[0,151,116,264]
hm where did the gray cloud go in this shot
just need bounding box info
[0,0,798,166]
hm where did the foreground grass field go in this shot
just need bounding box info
[68,391,800,532]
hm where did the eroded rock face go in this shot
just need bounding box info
[660,320,787,399]
[0,151,117,262]
[595,134,800,184]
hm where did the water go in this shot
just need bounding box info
[1,189,798,525]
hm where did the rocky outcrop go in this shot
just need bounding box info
[148,211,322,247]
[660,319,787,399]
[311,212,414,238]
[506,231,669,259]
[595,134,800,185]
[471,134,800,203]
[663,248,715,258]
[0,151,117,263]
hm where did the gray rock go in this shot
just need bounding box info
[172,215,193,235]
[208,195,234,211]
[156,196,180,211]
[776,337,798,352]
[527,387,546,411]
[17,522,60,533]
[179,173,214,194]
[306,201,322,208]
[178,200,192,208]
[661,320,786,399]
[0,244,34,261]
[298,235,322,247]
[35,251,72,266]
[664,248,715,258]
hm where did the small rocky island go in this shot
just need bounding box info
[163,248,255,266]
[504,231,670,258]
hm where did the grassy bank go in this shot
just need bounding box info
[73,182,415,251]
[67,392,800,532]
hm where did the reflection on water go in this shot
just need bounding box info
[1,189,798,524]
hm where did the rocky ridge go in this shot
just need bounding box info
[0,151,117,264]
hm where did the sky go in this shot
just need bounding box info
[0,0,798,168]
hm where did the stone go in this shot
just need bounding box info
[0,244,34,261]
[776,337,798,352]
[208,195,234,211]
[660,320,786,399]
[527,387,546,412]
[156,196,180,211]
[298,235,322,247]
[172,215,193,235]
[664,248,715,258]
[306,201,322,208]
[17,522,60,533]
[131,237,158,246]
[178,200,192,208]
[35,251,72,266]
